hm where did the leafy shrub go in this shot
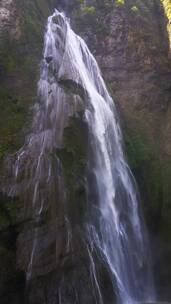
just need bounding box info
[81,6,96,15]
[131,6,139,13]
[115,0,125,6]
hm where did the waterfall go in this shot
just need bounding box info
[5,10,155,304]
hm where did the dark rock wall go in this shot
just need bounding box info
[0,1,58,302]
[0,0,171,302]
[71,2,171,299]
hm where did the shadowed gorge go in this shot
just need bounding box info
[0,1,171,304]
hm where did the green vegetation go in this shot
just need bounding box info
[0,87,27,161]
[56,114,88,223]
[0,0,46,162]
[81,6,96,15]
[0,196,21,231]
[161,0,171,49]
[124,123,171,238]
[115,0,125,6]
[124,126,160,229]
[75,4,108,37]
[131,6,139,12]
[161,0,171,20]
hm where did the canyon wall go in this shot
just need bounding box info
[0,0,171,302]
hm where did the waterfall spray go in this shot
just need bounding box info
[5,10,156,304]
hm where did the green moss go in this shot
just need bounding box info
[0,87,27,161]
[57,115,88,186]
[124,123,171,238]
[56,114,88,223]
[124,126,154,169]
[0,0,44,163]
[160,162,171,243]
[124,124,158,208]
[0,196,21,231]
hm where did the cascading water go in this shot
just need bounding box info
[5,10,156,304]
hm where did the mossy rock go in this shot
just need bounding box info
[124,122,171,243]
[57,114,89,225]
[0,194,22,232]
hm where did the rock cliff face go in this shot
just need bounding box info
[72,1,171,299]
[0,0,171,303]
